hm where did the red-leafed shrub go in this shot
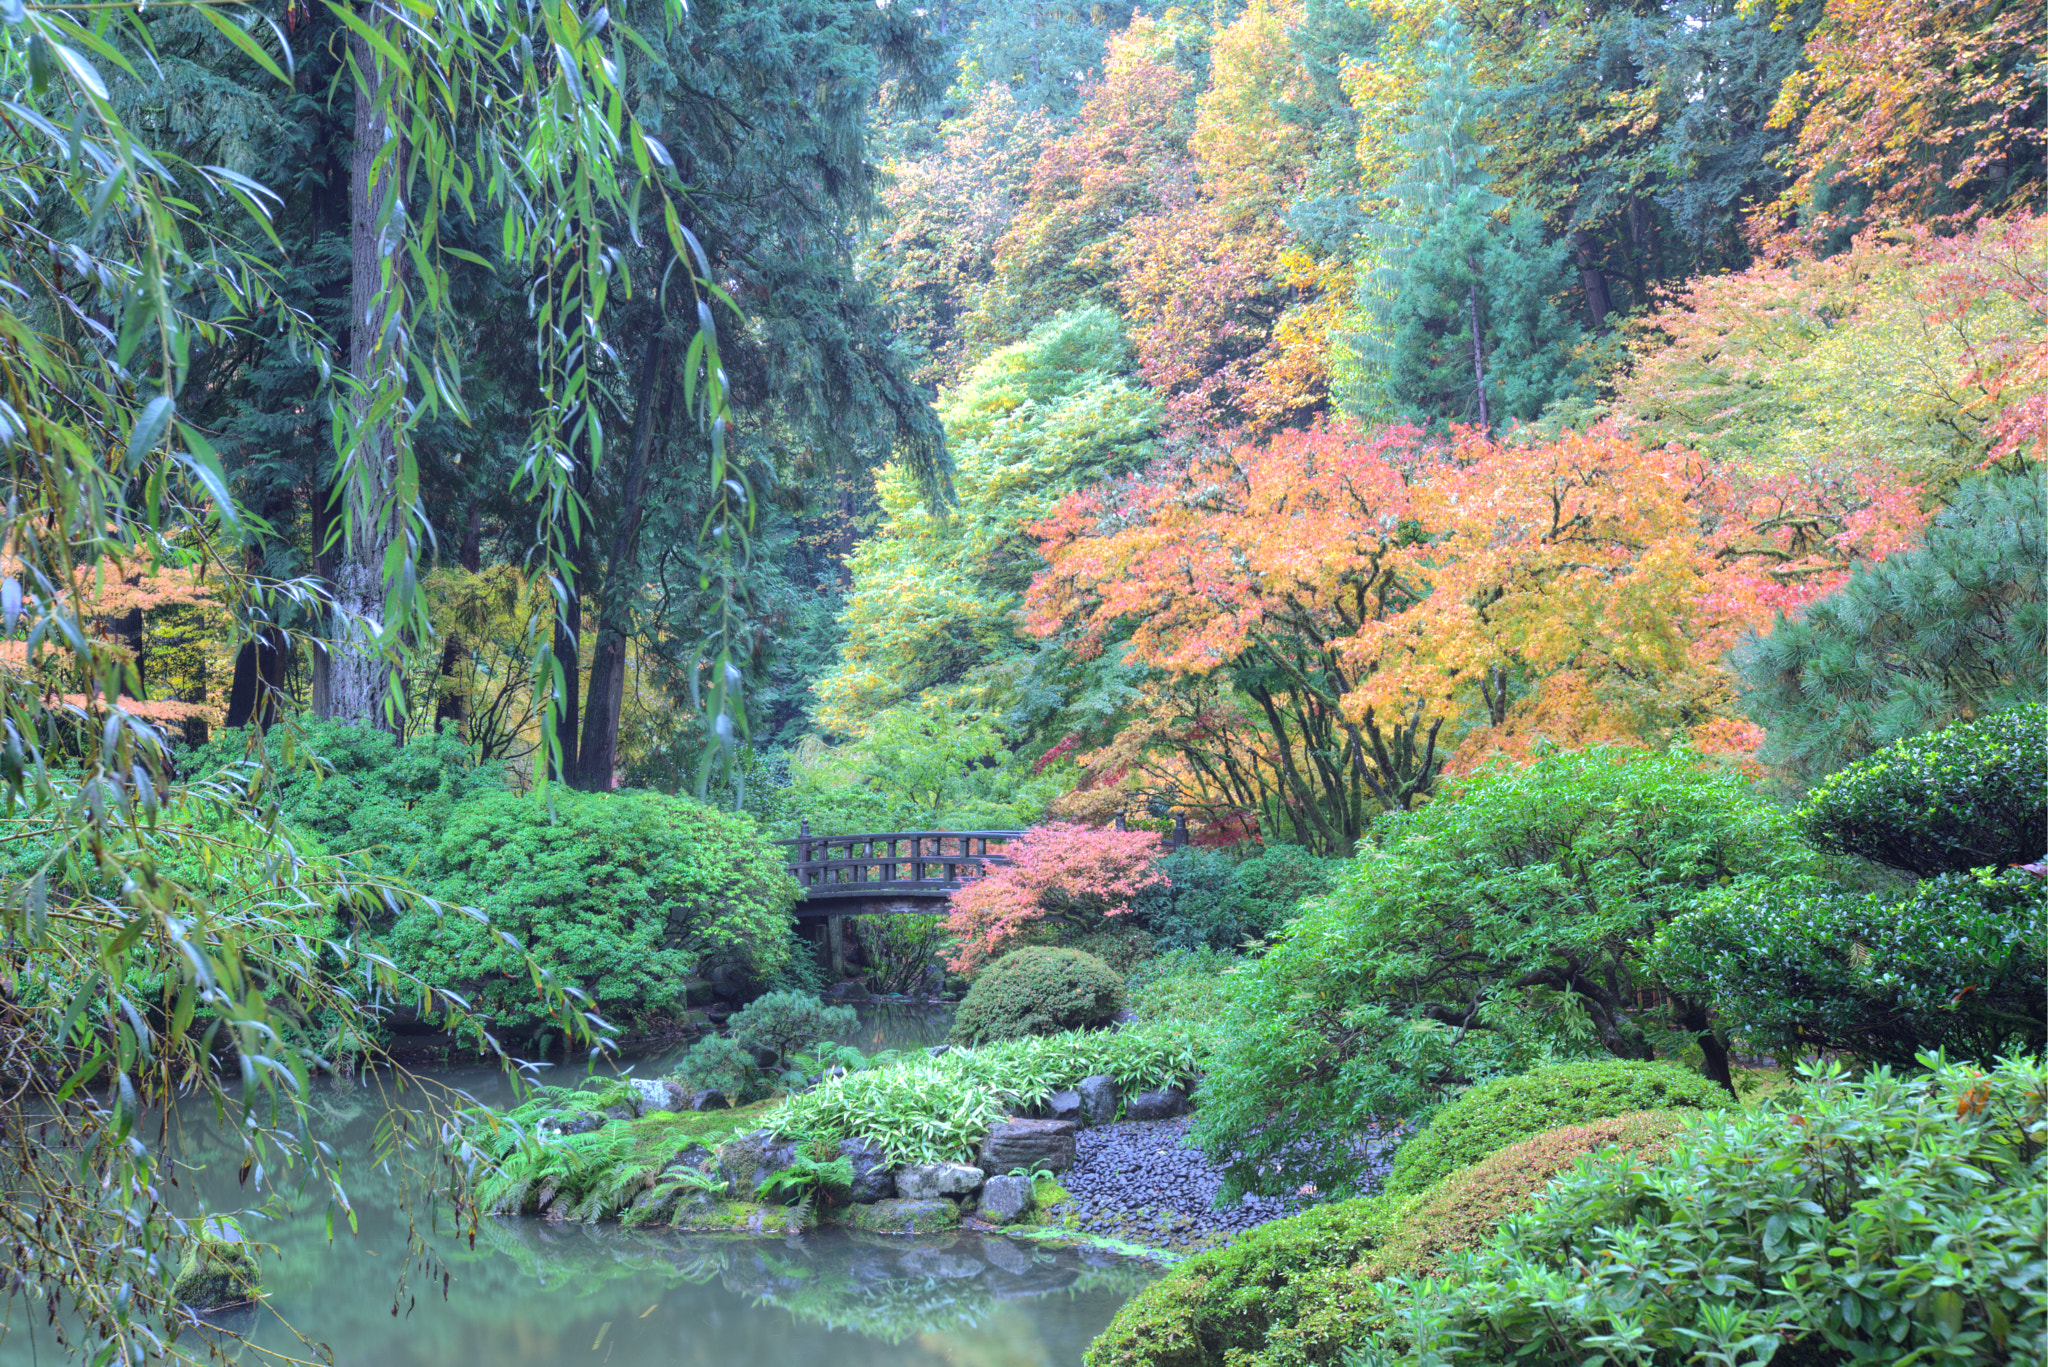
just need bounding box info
[945,822,1170,974]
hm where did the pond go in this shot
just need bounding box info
[0,1007,1156,1367]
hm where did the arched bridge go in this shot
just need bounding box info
[776,827,1019,980]
[775,827,1018,919]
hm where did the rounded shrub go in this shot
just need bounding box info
[950,947,1123,1044]
[1085,1111,1695,1367]
[388,788,797,1034]
[727,991,858,1065]
[1797,704,2046,876]
[1654,865,2047,1068]
[1360,1056,2048,1367]
[1382,1059,1728,1200]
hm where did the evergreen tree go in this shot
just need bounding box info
[1367,22,1585,429]
[1736,467,2048,782]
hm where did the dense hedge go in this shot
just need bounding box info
[1655,866,2048,1067]
[950,946,1124,1044]
[1382,1060,1729,1201]
[1797,705,2046,876]
[388,788,797,1033]
[1086,1111,1694,1367]
[1354,1056,2048,1366]
[1131,845,1337,952]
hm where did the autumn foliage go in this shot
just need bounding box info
[943,822,1170,974]
[1026,422,1927,842]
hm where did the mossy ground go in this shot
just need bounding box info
[668,1199,815,1234]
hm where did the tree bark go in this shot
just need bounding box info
[1572,229,1611,331]
[329,0,403,729]
[573,328,673,791]
[1465,278,1491,432]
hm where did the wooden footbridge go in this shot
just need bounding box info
[776,825,1019,980]
[775,824,1019,919]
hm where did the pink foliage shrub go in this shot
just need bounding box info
[944,822,1171,974]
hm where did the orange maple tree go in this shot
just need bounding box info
[1026,421,1926,844]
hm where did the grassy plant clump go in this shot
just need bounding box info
[951,946,1125,1044]
[1381,1059,1728,1200]
[771,1022,1204,1163]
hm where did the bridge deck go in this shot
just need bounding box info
[776,829,1017,914]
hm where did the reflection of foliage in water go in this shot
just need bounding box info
[469,1218,1153,1347]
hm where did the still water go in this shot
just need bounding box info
[0,1005,1156,1367]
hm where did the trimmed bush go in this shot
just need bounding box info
[950,946,1124,1044]
[1354,1055,2048,1367]
[388,788,797,1034]
[1654,866,2048,1067]
[1382,1059,1728,1201]
[1797,704,2046,876]
[728,991,858,1066]
[1131,845,1338,953]
[1085,1111,1694,1367]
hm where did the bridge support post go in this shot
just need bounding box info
[827,915,847,980]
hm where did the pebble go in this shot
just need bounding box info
[1044,1115,1400,1252]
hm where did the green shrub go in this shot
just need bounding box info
[186,720,503,884]
[671,1035,761,1099]
[727,991,858,1066]
[1190,750,1805,1200]
[1085,1112,1694,1367]
[1354,1055,2048,1367]
[1654,866,2048,1068]
[1127,949,1242,1029]
[1131,846,1339,953]
[950,946,1124,1044]
[388,789,797,1034]
[1797,704,2046,876]
[1382,1060,1728,1201]
[769,1022,1204,1163]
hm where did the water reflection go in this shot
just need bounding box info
[0,1003,1151,1366]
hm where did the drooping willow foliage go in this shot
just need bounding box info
[0,0,735,1357]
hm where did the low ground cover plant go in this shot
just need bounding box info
[1381,1059,1730,1201]
[1354,1054,2048,1366]
[950,945,1125,1043]
[770,1022,1205,1163]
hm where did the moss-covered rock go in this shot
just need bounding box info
[847,1198,962,1235]
[173,1216,260,1309]
[668,1199,815,1234]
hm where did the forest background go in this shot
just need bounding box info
[56,0,2046,835]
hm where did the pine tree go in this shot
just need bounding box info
[1736,467,2048,782]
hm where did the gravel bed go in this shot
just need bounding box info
[1044,1115,1400,1253]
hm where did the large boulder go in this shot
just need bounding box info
[978,1119,1077,1175]
[1125,1086,1189,1121]
[173,1217,259,1309]
[839,1136,897,1203]
[976,1174,1035,1225]
[896,1161,985,1200]
[1045,1089,1083,1123]
[718,1130,802,1192]
[626,1077,688,1115]
[1077,1075,1121,1127]
[847,1198,961,1235]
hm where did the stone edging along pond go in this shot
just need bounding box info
[461,1026,1222,1251]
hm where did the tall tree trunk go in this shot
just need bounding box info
[1465,276,1491,432]
[574,330,673,792]
[431,501,482,737]
[330,1,403,729]
[551,587,581,782]
[1572,230,1611,331]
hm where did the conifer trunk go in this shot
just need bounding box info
[574,330,672,791]
[330,1,401,728]
[1466,278,1491,432]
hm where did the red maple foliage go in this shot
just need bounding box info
[943,822,1170,974]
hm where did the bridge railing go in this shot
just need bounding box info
[775,828,1019,901]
